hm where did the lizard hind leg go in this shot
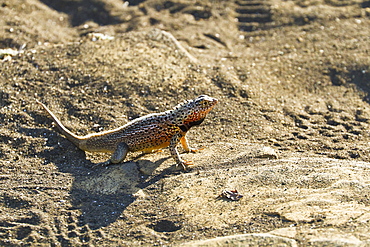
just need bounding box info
[110,142,130,164]
[94,142,129,167]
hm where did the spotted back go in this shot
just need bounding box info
[82,95,218,152]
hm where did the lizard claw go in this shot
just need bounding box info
[188,147,204,153]
[178,160,194,170]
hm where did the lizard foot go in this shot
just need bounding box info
[178,160,194,170]
[188,147,204,153]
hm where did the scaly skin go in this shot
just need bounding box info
[37,95,218,169]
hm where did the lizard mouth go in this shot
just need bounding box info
[203,97,218,112]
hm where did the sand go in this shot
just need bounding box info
[1,0,370,245]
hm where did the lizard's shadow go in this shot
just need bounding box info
[68,155,172,230]
[31,124,175,230]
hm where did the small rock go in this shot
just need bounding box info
[255,146,278,159]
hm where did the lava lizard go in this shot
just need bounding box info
[37,95,218,169]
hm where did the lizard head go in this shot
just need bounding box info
[172,95,218,131]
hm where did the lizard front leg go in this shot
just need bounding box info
[170,133,193,170]
[180,134,202,153]
[94,142,129,167]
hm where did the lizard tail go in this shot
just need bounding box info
[36,99,84,147]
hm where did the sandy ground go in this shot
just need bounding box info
[1,0,370,245]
